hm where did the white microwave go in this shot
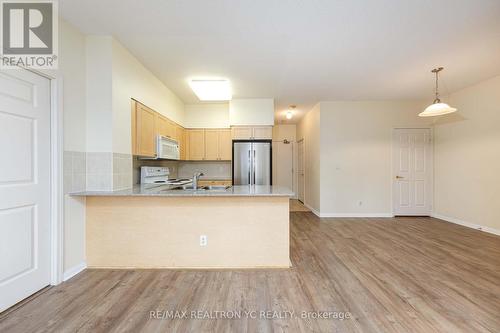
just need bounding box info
[157,136,180,160]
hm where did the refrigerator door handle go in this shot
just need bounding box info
[248,149,251,184]
[253,149,256,185]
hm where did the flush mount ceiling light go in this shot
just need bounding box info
[419,67,457,117]
[286,105,296,119]
[188,79,232,101]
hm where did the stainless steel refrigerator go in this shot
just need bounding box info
[232,140,272,185]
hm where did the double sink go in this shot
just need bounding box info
[164,185,232,192]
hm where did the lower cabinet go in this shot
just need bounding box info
[198,180,233,186]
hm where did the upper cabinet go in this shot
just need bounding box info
[232,126,273,140]
[187,129,205,160]
[176,125,186,160]
[135,103,157,157]
[131,100,184,159]
[186,129,232,161]
[204,130,219,160]
[131,99,271,161]
[157,115,176,139]
[218,129,232,160]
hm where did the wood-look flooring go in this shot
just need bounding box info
[1,213,500,332]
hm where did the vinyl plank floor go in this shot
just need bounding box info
[1,213,500,332]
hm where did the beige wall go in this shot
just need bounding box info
[85,36,113,153]
[434,75,500,231]
[184,103,229,128]
[297,104,321,212]
[85,36,185,154]
[61,28,187,272]
[59,19,87,272]
[229,98,275,126]
[111,39,185,153]
[272,125,298,197]
[273,124,296,142]
[319,101,432,216]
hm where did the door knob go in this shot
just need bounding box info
[396,176,404,179]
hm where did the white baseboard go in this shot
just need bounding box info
[431,213,500,236]
[303,203,321,217]
[63,261,87,281]
[301,203,393,218]
[319,213,394,218]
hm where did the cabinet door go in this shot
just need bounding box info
[136,104,157,157]
[166,120,176,139]
[188,129,205,160]
[218,129,232,160]
[131,100,137,155]
[204,129,219,160]
[176,126,186,160]
[156,115,169,138]
[253,126,273,139]
[232,126,253,139]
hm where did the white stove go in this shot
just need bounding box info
[140,166,192,187]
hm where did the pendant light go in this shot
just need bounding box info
[286,105,296,120]
[419,67,457,117]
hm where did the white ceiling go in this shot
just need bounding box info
[60,0,500,122]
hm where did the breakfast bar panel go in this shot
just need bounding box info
[86,196,290,268]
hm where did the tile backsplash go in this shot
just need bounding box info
[178,161,231,180]
[132,159,232,184]
[113,153,133,190]
[86,152,113,191]
[64,151,134,192]
[63,151,86,194]
[65,152,233,190]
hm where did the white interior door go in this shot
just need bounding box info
[272,141,293,191]
[392,129,433,216]
[297,140,305,203]
[0,68,51,312]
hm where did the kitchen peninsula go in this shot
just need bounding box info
[73,185,293,269]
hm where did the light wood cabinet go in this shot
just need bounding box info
[187,129,205,160]
[204,130,219,160]
[185,129,232,161]
[198,180,232,186]
[136,103,157,157]
[231,126,272,140]
[253,126,273,139]
[231,126,253,140]
[132,100,186,159]
[157,115,175,139]
[176,126,186,160]
[218,129,232,160]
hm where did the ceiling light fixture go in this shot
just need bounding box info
[188,79,232,101]
[419,67,457,117]
[286,105,296,120]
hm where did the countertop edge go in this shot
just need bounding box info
[70,185,294,198]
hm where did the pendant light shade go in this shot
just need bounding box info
[419,103,457,117]
[419,67,457,117]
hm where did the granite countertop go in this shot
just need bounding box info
[71,185,294,197]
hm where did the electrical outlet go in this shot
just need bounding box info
[200,235,208,246]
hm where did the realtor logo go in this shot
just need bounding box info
[1,0,58,68]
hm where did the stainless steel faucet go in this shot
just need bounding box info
[192,172,204,189]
